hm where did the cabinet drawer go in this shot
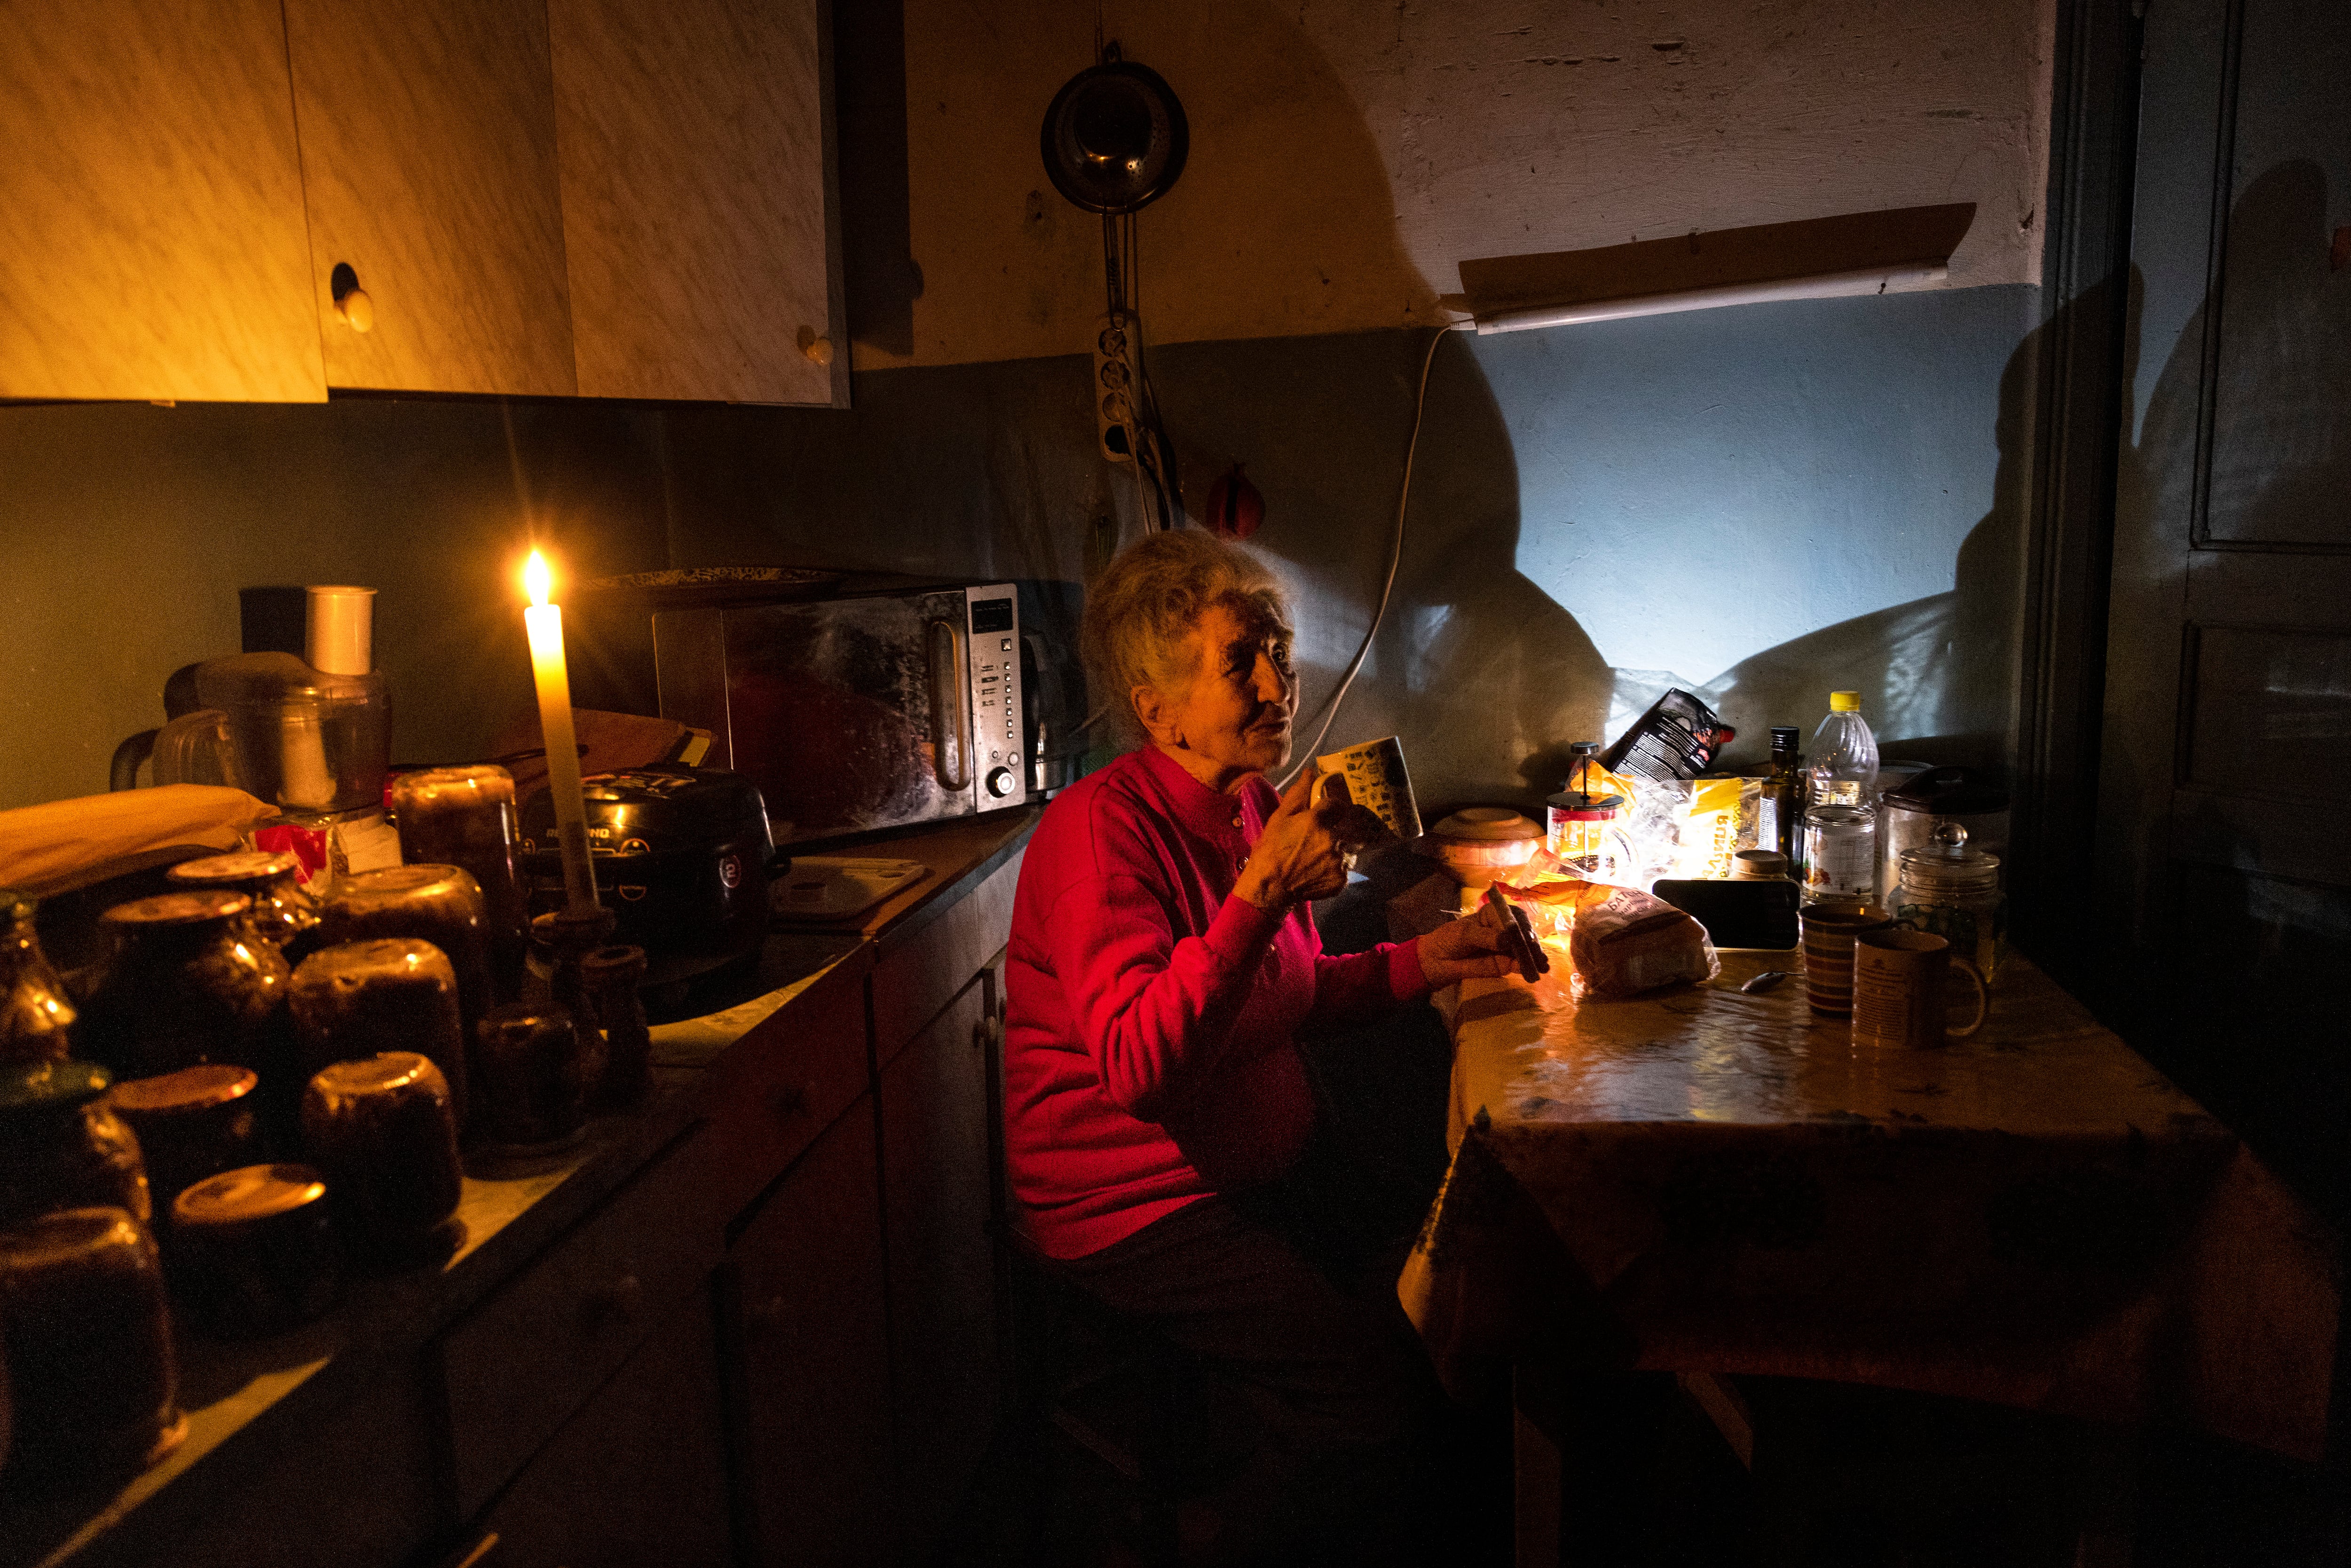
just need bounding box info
[869,849,1021,1067]
[437,1124,725,1517]
[702,953,871,1213]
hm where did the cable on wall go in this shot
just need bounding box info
[1277,325,1461,789]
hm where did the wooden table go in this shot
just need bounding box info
[1396,927,2338,1562]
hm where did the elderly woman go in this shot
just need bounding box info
[1002,529,1515,1560]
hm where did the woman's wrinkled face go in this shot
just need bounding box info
[1143,598,1298,788]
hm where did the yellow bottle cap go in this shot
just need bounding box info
[1829,691,1861,711]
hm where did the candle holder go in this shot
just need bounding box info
[526,907,616,1102]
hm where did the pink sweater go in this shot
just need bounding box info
[1003,744,1432,1259]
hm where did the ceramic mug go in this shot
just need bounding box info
[1799,905,1893,1016]
[1314,736,1423,843]
[1851,928,1988,1048]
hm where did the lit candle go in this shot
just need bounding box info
[521,550,599,914]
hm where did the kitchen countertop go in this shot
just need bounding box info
[0,805,1040,1568]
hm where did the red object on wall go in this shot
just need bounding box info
[1206,464,1263,540]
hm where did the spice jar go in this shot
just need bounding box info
[318,866,493,1048]
[0,1207,185,1478]
[1894,821,2007,984]
[75,891,295,1085]
[0,1060,153,1231]
[474,1003,590,1153]
[391,766,528,1000]
[0,890,76,1064]
[167,849,323,961]
[107,1064,261,1224]
[300,1053,463,1264]
[170,1164,340,1334]
[288,939,468,1131]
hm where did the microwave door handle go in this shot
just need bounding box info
[927,618,972,790]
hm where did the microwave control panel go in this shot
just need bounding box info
[966,586,1026,810]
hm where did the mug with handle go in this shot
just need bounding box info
[1850,927,1988,1048]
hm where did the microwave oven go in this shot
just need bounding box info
[648,577,1078,847]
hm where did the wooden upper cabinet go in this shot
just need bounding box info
[283,0,576,396]
[550,0,847,405]
[0,0,324,402]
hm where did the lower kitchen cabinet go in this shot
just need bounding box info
[880,970,1004,1561]
[463,1290,735,1568]
[724,1097,893,1566]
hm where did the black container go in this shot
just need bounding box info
[518,767,772,987]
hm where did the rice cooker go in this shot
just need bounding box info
[519,766,773,985]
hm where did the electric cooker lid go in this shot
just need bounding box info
[519,766,772,855]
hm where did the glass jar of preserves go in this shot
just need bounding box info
[170,1163,340,1334]
[166,849,323,961]
[318,866,492,1046]
[0,1060,152,1231]
[1894,822,2006,983]
[0,1206,185,1478]
[289,939,468,1131]
[300,1052,463,1264]
[106,1064,262,1225]
[391,766,528,998]
[75,891,295,1086]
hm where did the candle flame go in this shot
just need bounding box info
[524,550,552,607]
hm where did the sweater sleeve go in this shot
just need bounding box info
[1306,937,1434,1029]
[1039,872,1287,1121]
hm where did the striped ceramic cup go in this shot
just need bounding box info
[1799,905,1893,1016]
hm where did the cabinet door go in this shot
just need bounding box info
[283,0,576,394]
[464,1291,734,1568]
[879,973,1002,1560]
[549,0,844,404]
[0,0,323,401]
[725,1099,891,1566]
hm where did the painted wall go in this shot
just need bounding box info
[861,0,2054,366]
[659,281,2035,816]
[0,0,2050,820]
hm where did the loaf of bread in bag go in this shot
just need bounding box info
[1569,887,1713,997]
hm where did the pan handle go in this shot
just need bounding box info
[927,619,972,791]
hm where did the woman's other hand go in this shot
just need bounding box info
[1417,899,1523,987]
[1234,770,1385,911]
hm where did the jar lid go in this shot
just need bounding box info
[333,865,479,907]
[308,1051,441,1099]
[0,1206,146,1268]
[108,1063,257,1118]
[292,937,455,987]
[169,850,303,887]
[173,1163,329,1227]
[101,890,251,928]
[1899,821,2002,879]
[0,1058,112,1114]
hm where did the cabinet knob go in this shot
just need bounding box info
[339,288,375,333]
[800,332,833,366]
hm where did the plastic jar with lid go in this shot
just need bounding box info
[1894,822,2006,983]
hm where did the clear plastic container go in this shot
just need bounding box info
[1805,692,1879,810]
[153,654,392,819]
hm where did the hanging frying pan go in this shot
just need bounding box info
[1040,48,1188,215]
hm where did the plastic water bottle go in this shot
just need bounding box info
[1806,692,1879,808]
[1800,693,1880,902]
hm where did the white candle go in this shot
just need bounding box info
[522,550,599,914]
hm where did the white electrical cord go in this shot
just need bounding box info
[1276,324,1461,789]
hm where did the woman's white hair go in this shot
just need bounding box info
[1082,530,1292,745]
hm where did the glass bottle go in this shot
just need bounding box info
[75,892,295,1087]
[0,1060,153,1231]
[0,890,76,1065]
[1762,727,1801,859]
[1894,822,2007,983]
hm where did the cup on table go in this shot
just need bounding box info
[1799,905,1893,1016]
[1851,929,1988,1048]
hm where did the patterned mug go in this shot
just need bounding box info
[1799,905,1893,1016]
[1851,928,1988,1049]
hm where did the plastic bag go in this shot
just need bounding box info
[1563,885,1719,999]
